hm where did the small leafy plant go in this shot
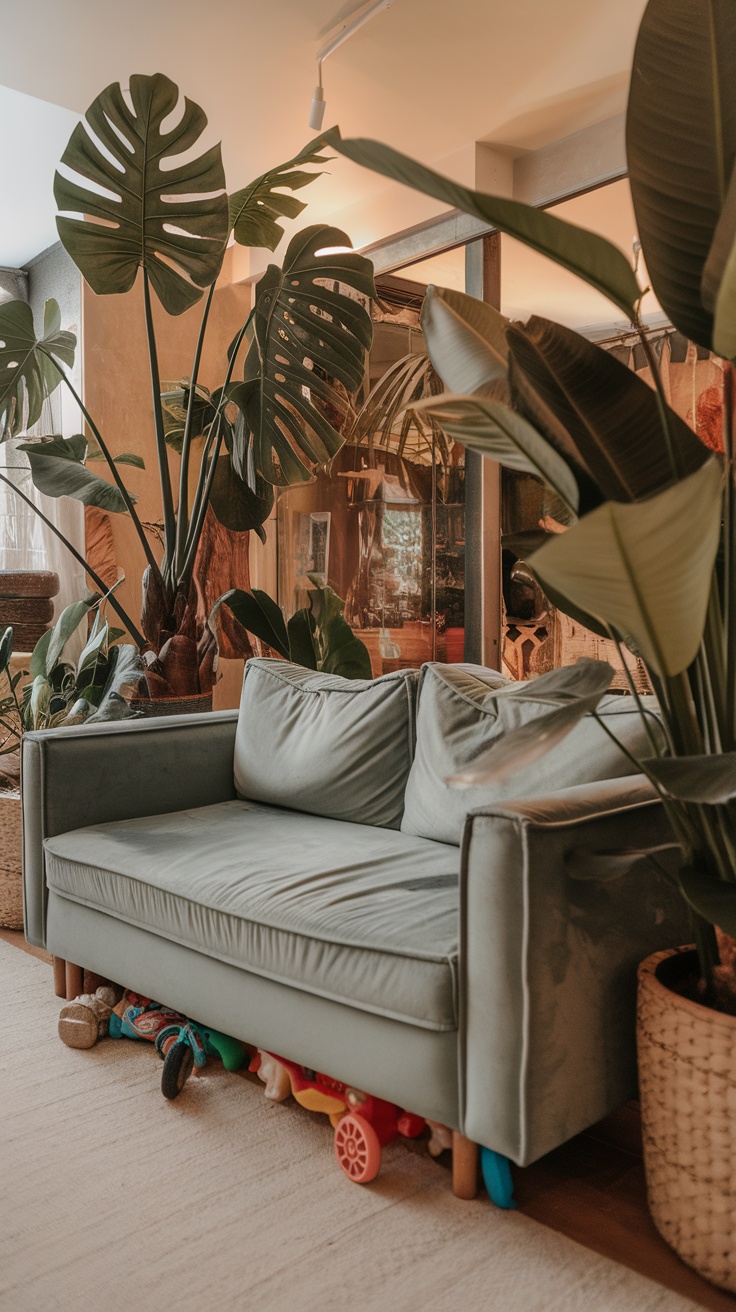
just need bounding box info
[211,576,372,680]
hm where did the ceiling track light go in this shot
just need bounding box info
[308,0,395,130]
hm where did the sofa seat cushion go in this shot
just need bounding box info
[43,800,460,1032]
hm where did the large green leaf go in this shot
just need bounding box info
[529,459,724,677]
[305,575,372,679]
[447,659,614,786]
[229,138,332,251]
[644,754,736,803]
[411,392,579,518]
[41,598,96,675]
[54,73,229,315]
[236,225,375,485]
[208,455,274,541]
[626,0,736,349]
[706,169,736,359]
[507,317,708,502]
[84,644,142,723]
[210,588,289,657]
[679,867,736,936]
[420,285,509,395]
[324,128,642,319]
[0,299,75,440]
[17,435,131,512]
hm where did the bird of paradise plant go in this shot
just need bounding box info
[323,0,736,1004]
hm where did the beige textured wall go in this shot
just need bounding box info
[81,248,253,709]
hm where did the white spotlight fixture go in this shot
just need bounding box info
[308,0,395,130]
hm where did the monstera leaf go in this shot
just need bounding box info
[208,455,274,541]
[17,435,132,512]
[0,299,75,439]
[233,225,375,485]
[229,138,332,251]
[54,73,230,315]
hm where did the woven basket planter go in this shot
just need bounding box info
[0,790,23,930]
[637,946,736,1292]
[127,691,213,718]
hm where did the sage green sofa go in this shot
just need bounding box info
[22,658,687,1188]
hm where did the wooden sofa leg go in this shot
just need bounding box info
[52,957,67,999]
[64,961,84,1001]
[452,1132,479,1199]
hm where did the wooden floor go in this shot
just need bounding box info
[2,927,733,1310]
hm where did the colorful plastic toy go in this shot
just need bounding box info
[108,992,185,1043]
[251,1050,425,1183]
[155,1020,247,1099]
[480,1147,516,1209]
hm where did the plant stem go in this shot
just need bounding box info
[0,471,146,648]
[178,307,255,591]
[55,370,160,578]
[174,284,215,579]
[142,271,176,587]
[692,911,720,1005]
[722,362,736,745]
[180,431,224,583]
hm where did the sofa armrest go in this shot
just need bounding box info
[22,710,238,948]
[459,774,689,1166]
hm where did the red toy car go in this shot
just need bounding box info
[250,1050,425,1183]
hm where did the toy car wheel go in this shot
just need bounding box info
[161,1040,194,1100]
[334,1113,382,1183]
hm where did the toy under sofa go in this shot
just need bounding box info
[22,658,689,1202]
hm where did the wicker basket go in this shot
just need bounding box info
[127,692,213,718]
[637,946,736,1292]
[0,790,23,930]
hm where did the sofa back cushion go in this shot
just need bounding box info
[234,659,418,829]
[401,662,664,845]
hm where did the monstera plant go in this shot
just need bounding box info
[322,0,736,1008]
[0,73,374,700]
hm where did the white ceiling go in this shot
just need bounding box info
[2,0,647,268]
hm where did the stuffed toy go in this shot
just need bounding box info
[58,984,123,1049]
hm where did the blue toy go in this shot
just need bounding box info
[481,1147,516,1209]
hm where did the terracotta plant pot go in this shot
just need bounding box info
[126,691,213,718]
[637,946,736,1292]
[0,790,23,930]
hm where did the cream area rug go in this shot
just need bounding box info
[0,941,699,1312]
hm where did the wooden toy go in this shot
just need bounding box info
[58,984,122,1049]
[251,1049,425,1183]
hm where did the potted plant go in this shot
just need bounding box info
[212,574,372,679]
[0,598,140,928]
[321,0,736,1289]
[0,73,375,709]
